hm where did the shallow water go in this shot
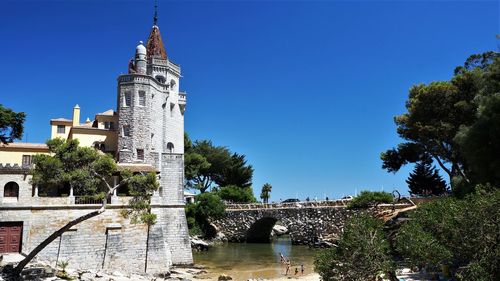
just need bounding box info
[193,236,318,280]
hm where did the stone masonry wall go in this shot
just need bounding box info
[213,206,358,244]
[0,206,172,274]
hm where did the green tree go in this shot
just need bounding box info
[381,52,499,193]
[184,133,211,191]
[185,139,231,193]
[456,93,500,187]
[314,214,394,281]
[0,104,26,144]
[216,185,256,203]
[406,162,448,196]
[184,134,254,193]
[214,153,253,188]
[260,183,272,203]
[13,138,159,275]
[348,191,393,209]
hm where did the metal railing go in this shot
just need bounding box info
[74,196,111,205]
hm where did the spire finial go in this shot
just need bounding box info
[153,0,158,26]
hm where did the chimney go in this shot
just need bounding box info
[72,104,80,127]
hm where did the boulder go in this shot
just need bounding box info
[218,274,233,280]
[272,224,288,236]
[191,237,210,251]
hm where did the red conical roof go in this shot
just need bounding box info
[146,26,167,59]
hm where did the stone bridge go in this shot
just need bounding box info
[212,200,414,245]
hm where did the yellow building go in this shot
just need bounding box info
[1,104,119,167]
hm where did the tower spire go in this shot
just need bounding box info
[153,0,158,26]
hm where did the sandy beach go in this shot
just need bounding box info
[266,273,321,281]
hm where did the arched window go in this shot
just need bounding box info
[4,182,19,198]
[155,75,166,84]
[167,142,174,153]
[170,79,176,90]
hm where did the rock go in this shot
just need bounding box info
[272,224,288,236]
[218,274,233,280]
[191,237,210,251]
[0,253,25,266]
[310,240,335,248]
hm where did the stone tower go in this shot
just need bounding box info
[116,17,191,264]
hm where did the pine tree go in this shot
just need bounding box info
[406,162,448,196]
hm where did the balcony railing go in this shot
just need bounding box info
[74,196,111,205]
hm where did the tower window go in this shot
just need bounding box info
[137,149,144,161]
[167,142,174,153]
[122,125,131,137]
[170,103,175,117]
[104,121,114,130]
[155,75,166,84]
[57,125,65,134]
[139,91,146,106]
[124,92,132,107]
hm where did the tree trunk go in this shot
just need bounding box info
[13,208,104,275]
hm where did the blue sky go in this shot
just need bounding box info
[1,0,498,201]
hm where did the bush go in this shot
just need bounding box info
[216,185,257,203]
[314,214,394,281]
[185,192,226,238]
[396,188,500,280]
[348,191,393,209]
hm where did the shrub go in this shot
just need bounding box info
[314,214,394,280]
[184,192,226,238]
[396,188,500,280]
[348,191,393,209]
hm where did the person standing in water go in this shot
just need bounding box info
[301,264,304,275]
[285,260,291,275]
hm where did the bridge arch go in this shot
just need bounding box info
[246,217,278,243]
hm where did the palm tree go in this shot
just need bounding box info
[260,183,272,203]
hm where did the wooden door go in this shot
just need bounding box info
[0,222,23,253]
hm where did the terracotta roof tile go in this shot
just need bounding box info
[146,26,167,59]
[0,142,49,150]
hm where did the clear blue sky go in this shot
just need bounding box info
[1,0,498,201]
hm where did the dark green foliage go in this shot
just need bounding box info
[216,185,256,203]
[185,192,226,238]
[396,189,500,280]
[406,162,448,196]
[194,192,226,220]
[381,52,500,194]
[314,214,394,281]
[184,133,254,193]
[184,133,211,192]
[33,138,159,225]
[456,93,500,188]
[214,153,254,188]
[348,191,393,209]
[0,104,26,144]
[185,137,230,193]
[260,183,272,203]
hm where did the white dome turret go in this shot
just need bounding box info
[135,41,147,74]
[136,41,147,55]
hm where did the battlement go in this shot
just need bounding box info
[0,163,31,174]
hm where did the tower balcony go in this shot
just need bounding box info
[118,74,168,92]
[178,91,186,105]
